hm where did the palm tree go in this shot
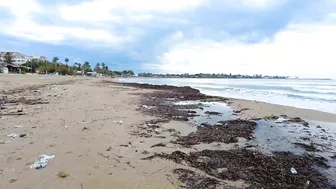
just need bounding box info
[101,62,106,74]
[52,57,59,70]
[52,57,59,64]
[65,58,69,66]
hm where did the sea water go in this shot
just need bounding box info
[119,78,336,114]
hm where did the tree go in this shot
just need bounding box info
[101,62,107,74]
[121,70,135,77]
[127,70,135,76]
[52,57,59,64]
[122,70,128,75]
[74,62,81,71]
[113,71,122,76]
[94,63,101,73]
[65,58,69,66]
[82,61,92,73]
[4,52,13,64]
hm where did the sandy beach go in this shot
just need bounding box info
[1,74,336,189]
[228,98,336,122]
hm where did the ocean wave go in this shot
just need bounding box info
[196,84,336,95]
[285,94,336,103]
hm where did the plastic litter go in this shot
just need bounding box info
[113,120,123,124]
[30,154,56,169]
[7,133,18,138]
[154,128,161,134]
[14,126,23,128]
[290,167,297,174]
[142,105,149,109]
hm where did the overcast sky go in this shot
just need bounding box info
[0,0,335,78]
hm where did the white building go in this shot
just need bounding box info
[0,52,33,65]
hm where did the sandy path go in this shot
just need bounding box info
[0,76,190,189]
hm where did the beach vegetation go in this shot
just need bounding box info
[167,128,177,133]
[23,58,135,77]
[57,171,69,178]
[264,114,279,120]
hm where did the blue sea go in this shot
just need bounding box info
[119,78,336,114]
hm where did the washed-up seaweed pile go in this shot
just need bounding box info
[175,120,256,146]
[0,80,75,116]
[108,81,227,121]
[0,96,49,105]
[0,89,48,116]
[173,169,219,189]
[143,149,334,189]
[110,82,207,100]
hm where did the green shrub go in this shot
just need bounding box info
[264,114,279,120]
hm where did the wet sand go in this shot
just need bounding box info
[1,75,336,189]
[228,98,336,122]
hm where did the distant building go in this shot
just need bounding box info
[0,52,32,65]
[86,72,102,77]
[40,56,47,61]
[31,55,47,62]
[0,52,46,74]
[0,52,47,65]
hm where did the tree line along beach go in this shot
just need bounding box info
[1,74,336,189]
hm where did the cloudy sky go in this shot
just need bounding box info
[0,0,335,78]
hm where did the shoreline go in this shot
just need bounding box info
[113,80,336,188]
[227,97,336,123]
[119,77,336,116]
[116,80,336,123]
[1,75,336,189]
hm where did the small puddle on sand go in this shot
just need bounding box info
[174,101,236,125]
[248,119,336,185]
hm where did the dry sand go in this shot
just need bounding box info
[1,74,335,189]
[0,75,193,189]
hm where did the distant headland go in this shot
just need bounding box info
[137,73,292,79]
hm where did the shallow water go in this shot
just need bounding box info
[175,101,336,184]
[248,119,336,184]
[174,101,236,125]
